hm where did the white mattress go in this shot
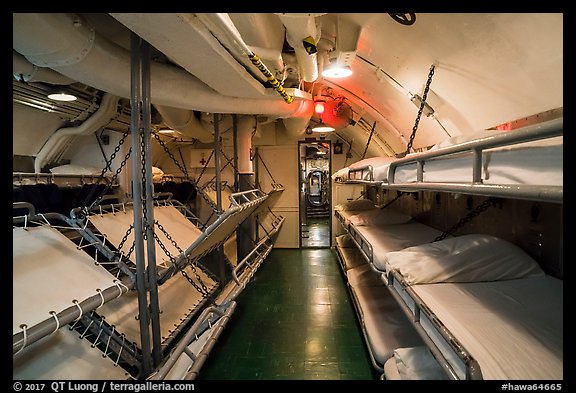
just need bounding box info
[411,276,563,380]
[350,284,424,366]
[355,222,444,272]
[394,136,563,186]
[13,226,118,335]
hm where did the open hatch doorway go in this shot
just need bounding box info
[298,140,332,248]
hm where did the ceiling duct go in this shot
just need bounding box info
[13,13,312,118]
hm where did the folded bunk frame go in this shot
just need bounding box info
[337,117,563,204]
[150,213,285,380]
[13,202,136,379]
[13,185,282,380]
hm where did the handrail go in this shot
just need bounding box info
[151,302,235,380]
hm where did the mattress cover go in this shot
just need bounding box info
[393,136,563,186]
[384,234,545,284]
[412,276,563,380]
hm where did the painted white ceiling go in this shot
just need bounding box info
[13,12,563,158]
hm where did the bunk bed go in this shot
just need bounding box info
[332,117,563,380]
[334,199,446,371]
[382,234,562,380]
[334,117,563,203]
[13,202,134,379]
[13,183,282,379]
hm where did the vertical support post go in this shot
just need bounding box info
[232,114,239,193]
[213,114,227,283]
[129,32,152,376]
[213,114,223,215]
[140,37,162,367]
[236,116,256,261]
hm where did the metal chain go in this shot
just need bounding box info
[116,224,136,261]
[140,128,149,241]
[154,221,209,295]
[83,128,133,210]
[380,191,405,209]
[256,151,277,185]
[403,64,435,156]
[152,132,218,213]
[434,197,498,242]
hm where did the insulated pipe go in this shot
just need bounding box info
[34,92,120,172]
[13,13,310,117]
[276,13,324,83]
[154,105,213,143]
[13,51,75,85]
[237,115,256,174]
[200,13,294,104]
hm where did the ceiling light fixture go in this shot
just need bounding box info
[158,129,175,134]
[321,59,353,78]
[311,122,335,132]
[47,90,77,102]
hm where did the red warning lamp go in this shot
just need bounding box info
[314,101,325,114]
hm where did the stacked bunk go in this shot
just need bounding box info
[13,181,284,380]
[334,117,563,203]
[332,118,563,380]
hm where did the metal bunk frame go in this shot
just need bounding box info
[339,117,563,204]
[150,214,285,380]
[385,270,482,380]
[332,120,564,380]
[12,202,134,364]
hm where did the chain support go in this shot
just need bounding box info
[434,197,498,242]
[402,63,436,157]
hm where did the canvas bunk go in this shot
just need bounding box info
[13,202,135,379]
[334,117,563,204]
[13,184,280,379]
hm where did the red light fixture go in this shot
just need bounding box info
[314,101,325,114]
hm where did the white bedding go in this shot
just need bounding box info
[332,132,562,187]
[357,222,444,272]
[412,276,563,380]
[393,136,563,186]
[332,156,396,182]
[384,234,545,284]
[350,284,424,366]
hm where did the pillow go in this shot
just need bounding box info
[394,347,448,380]
[384,234,544,284]
[152,166,165,182]
[334,199,375,211]
[331,167,349,181]
[348,209,412,226]
[49,164,102,175]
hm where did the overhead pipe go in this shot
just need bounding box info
[199,13,294,104]
[13,13,311,118]
[13,51,75,85]
[154,105,214,143]
[276,13,325,83]
[34,92,120,172]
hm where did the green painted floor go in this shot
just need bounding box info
[198,248,378,380]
